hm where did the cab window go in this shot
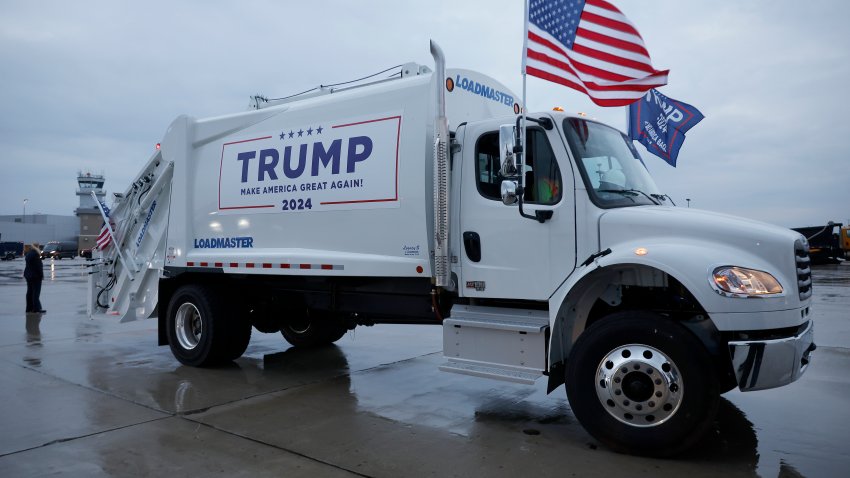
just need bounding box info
[475,128,562,204]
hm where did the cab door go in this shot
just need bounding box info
[458,120,576,300]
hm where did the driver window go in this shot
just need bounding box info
[475,128,562,205]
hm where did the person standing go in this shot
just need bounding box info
[24,243,45,314]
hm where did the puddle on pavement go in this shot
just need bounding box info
[811,264,850,285]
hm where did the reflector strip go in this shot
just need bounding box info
[184,262,344,271]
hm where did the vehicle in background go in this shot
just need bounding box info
[840,225,850,260]
[792,223,843,264]
[40,241,78,260]
[0,241,24,260]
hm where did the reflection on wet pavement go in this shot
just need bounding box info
[25,313,42,343]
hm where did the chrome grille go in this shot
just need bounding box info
[795,239,812,301]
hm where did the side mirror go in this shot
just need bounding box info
[500,180,518,205]
[499,124,518,178]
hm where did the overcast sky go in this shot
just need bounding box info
[1,0,847,228]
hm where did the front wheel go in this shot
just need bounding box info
[565,311,719,457]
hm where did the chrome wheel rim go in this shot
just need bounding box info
[595,344,683,427]
[175,303,202,350]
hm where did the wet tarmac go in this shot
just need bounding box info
[0,257,848,477]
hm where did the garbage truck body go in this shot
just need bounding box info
[88,43,815,456]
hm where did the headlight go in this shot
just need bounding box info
[712,266,783,297]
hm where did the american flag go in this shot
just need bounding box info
[96,200,114,251]
[525,0,668,107]
[96,221,114,250]
[98,200,111,218]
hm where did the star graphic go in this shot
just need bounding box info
[288,130,294,138]
[316,126,323,134]
[307,127,313,135]
[297,129,304,137]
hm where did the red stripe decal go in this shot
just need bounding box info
[262,263,272,268]
[229,262,238,268]
[299,264,311,270]
[280,264,291,269]
[200,262,208,267]
[214,262,223,268]
[321,264,333,270]
[187,262,194,267]
[246,263,254,268]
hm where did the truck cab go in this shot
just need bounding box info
[445,109,814,454]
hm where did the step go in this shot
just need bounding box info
[442,305,549,380]
[439,360,543,385]
[446,305,549,332]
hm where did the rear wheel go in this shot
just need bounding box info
[166,284,250,366]
[281,308,348,348]
[565,311,719,456]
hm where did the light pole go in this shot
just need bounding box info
[23,198,28,223]
[686,198,691,208]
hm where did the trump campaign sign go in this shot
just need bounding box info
[218,113,401,213]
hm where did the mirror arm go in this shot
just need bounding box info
[510,115,553,224]
[517,115,553,132]
[515,185,553,223]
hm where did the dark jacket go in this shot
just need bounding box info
[24,250,43,280]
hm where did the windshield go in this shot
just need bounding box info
[43,244,59,252]
[562,118,662,208]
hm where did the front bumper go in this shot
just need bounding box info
[728,320,815,391]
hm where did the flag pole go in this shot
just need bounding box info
[521,0,529,189]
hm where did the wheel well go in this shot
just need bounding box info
[548,264,734,393]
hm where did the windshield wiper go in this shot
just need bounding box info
[598,189,660,205]
[651,193,676,206]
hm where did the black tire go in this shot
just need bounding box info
[224,313,252,362]
[565,311,719,457]
[280,309,348,348]
[323,322,348,343]
[166,284,250,366]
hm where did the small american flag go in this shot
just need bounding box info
[525,0,668,107]
[96,221,114,250]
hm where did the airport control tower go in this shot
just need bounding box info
[75,171,106,253]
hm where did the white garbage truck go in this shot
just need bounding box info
[88,42,815,456]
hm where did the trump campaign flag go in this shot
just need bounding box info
[524,0,669,107]
[628,88,704,167]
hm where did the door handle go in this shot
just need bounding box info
[463,231,481,262]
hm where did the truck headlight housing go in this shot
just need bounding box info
[712,266,783,297]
